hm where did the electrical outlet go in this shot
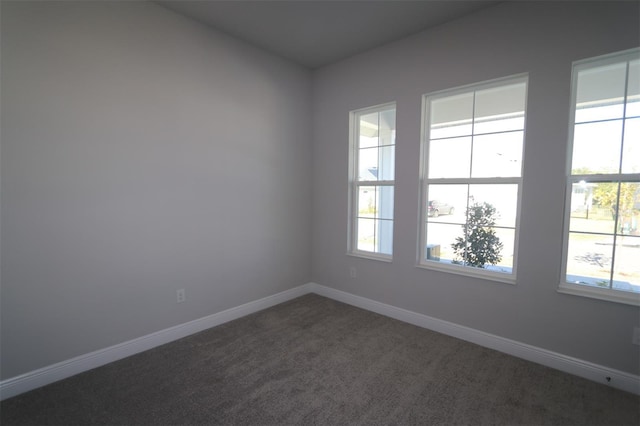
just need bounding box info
[632,327,640,346]
[176,288,186,303]
[349,267,357,278]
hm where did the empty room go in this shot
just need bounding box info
[1,0,639,424]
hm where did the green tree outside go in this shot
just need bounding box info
[452,202,503,268]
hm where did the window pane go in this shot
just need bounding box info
[427,184,468,223]
[377,186,394,220]
[357,218,375,252]
[622,118,640,173]
[575,62,626,123]
[566,233,614,288]
[356,217,394,255]
[612,236,640,292]
[492,227,515,273]
[358,146,394,181]
[425,222,459,264]
[357,186,376,217]
[358,147,378,181]
[450,224,507,269]
[430,93,473,139]
[468,184,518,228]
[359,112,379,148]
[377,145,395,180]
[569,181,616,234]
[571,120,623,174]
[428,137,471,178]
[471,131,523,178]
[625,59,639,118]
[377,219,393,255]
[474,82,526,134]
[615,182,640,236]
[440,221,514,271]
[379,108,396,146]
[474,115,525,135]
[356,185,394,255]
[357,186,393,219]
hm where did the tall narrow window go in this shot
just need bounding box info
[349,103,396,259]
[561,48,640,306]
[419,76,527,283]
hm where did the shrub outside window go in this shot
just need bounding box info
[348,103,396,260]
[418,76,528,283]
[560,48,640,306]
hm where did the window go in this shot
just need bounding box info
[348,103,396,259]
[560,48,640,306]
[418,76,528,283]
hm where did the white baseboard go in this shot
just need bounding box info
[0,283,313,401]
[2,281,638,400]
[308,282,640,396]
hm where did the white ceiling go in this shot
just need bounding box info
[157,1,501,69]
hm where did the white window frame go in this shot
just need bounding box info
[348,102,396,261]
[417,75,528,284]
[559,48,640,306]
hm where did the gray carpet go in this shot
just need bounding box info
[1,294,638,425]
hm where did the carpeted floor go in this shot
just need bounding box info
[1,293,639,425]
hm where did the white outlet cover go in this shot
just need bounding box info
[349,267,357,278]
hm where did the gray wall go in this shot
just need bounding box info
[2,0,639,383]
[311,1,640,375]
[1,1,311,379]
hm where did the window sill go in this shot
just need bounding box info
[558,282,640,306]
[416,261,516,285]
[347,251,393,263]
